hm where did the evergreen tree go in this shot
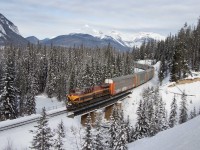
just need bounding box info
[147,99,156,137]
[116,121,128,150]
[193,107,197,118]
[169,95,178,128]
[45,47,58,98]
[179,91,188,124]
[190,107,197,119]
[93,112,104,150]
[25,72,37,115]
[133,100,149,140]
[69,70,75,92]
[170,46,180,82]
[190,110,194,119]
[82,115,94,150]
[159,98,168,131]
[125,116,131,143]
[108,114,118,149]
[154,96,166,134]
[54,120,66,150]
[158,56,166,85]
[0,46,18,120]
[108,106,128,150]
[30,107,54,150]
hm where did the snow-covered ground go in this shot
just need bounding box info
[0,114,82,149]
[123,60,200,124]
[35,94,64,113]
[0,61,200,149]
[128,115,200,150]
[0,94,82,150]
[123,61,200,149]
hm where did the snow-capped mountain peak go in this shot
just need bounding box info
[0,13,21,36]
[0,13,27,45]
[73,25,165,48]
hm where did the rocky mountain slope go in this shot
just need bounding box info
[0,13,27,46]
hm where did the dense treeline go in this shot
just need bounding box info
[133,18,200,84]
[0,43,135,120]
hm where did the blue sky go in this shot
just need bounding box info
[1,0,200,39]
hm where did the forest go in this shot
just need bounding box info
[0,17,200,134]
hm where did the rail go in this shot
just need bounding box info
[0,108,67,132]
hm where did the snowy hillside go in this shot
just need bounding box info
[122,61,200,150]
[122,60,200,122]
[128,115,200,150]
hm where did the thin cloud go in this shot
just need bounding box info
[0,0,200,39]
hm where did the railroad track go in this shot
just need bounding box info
[0,109,67,132]
[0,92,130,132]
[71,90,131,116]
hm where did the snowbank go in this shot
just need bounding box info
[128,115,200,150]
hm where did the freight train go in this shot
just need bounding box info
[67,63,154,110]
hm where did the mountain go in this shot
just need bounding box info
[73,25,166,48]
[0,13,27,46]
[0,13,165,50]
[42,33,130,51]
[26,36,39,44]
[36,30,165,51]
[40,38,50,43]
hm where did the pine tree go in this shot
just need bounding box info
[170,47,180,82]
[160,99,168,131]
[154,98,168,132]
[0,46,18,120]
[25,72,37,115]
[179,92,188,124]
[45,47,58,98]
[133,100,149,140]
[108,106,128,150]
[93,112,104,150]
[82,115,94,150]
[116,121,128,150]
[108,114,118,149]
[190,110,194,119]
[148,99,156,137]
[54,120,66,150]
[190,107,197,119]
[125,116,131,143]
[115,109,128,150]
[193,107,197,118]
[69,69,75,92]
[30,107,54,150]
[169,95,178,128]
[158,56,166,85]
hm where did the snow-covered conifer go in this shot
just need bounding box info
[93,112,104,150]
[0,46,18,120]
[193,107,196,118]
[82,114,94,150]
[133,100,149,140]
[169,95,178,128]
[30,107,54,150]
[54,120,66,150]
[179,91,188,124]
